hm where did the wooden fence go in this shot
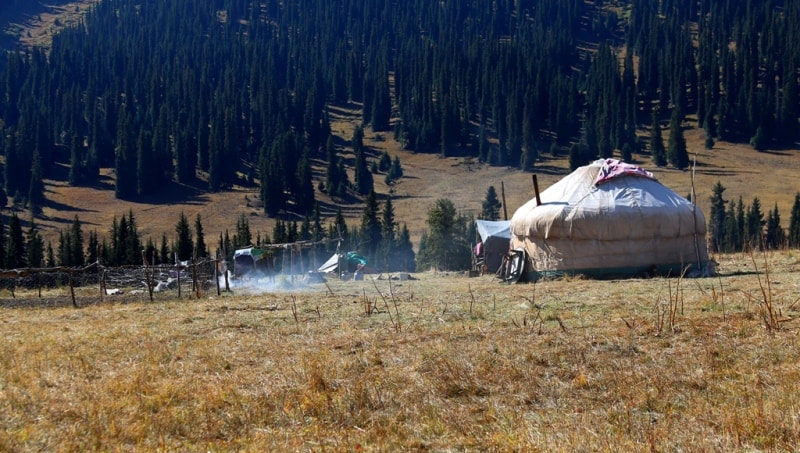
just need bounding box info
[0,257,226,308]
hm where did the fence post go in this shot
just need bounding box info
[192,256,200,300]
[142,249,154,303]
[215,258,221,296]
[175,252,182,299]
[69,270,77,308]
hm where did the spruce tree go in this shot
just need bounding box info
[5,213,25,269]
[481,186,503,221]
[764,203,784,250]
[57,231,70,267]
[745,197,764,250]
[353,127,373,195]
[26,219,44,268]
[708,181,727,253]
[125,211,142,265]
[160,233,170,265]
[28,149,44,214]
[115,110,136,199]
[359,191,382,262]
[175,212,193,261]
[394,223,416,272]
[87,230,99,265]
[194,214,207,258]
[379,196,397,270]
[69,215,85,267]
[378,151,391,173]
[144,237,157,265]
[324,136,339,196]
[667,107,689,170]
[785,192,800,248]
[236,214,252,249]
[295,153,315,214]
[650,109,667,167]
[68,134,83,185]
[46,242,55,267]
[722,201,740,252]
[417,198,471,271]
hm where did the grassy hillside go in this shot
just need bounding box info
[28,108,800,255]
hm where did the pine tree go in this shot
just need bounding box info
[115,109,136,199]
[5,213,25,269]
[359,191,382,262]
[481,186,502,221]
[764,203,784,250]
[69,215,85,267]
[324,136,340,196]
[353,127,373,195]
[378,196,397,270]
[295,153,315,214]
[385,156,403,185]
[136,129,155,195]
[722,201,739,252]
[144,237,157,265]
[378,152,391,173]
[57,231,70,267]
[160,233,170,265]
[28,149,44,214]
[46,241,55,267]
[667,108,689,169]
[125,211,142,265]
[394,223,416,272]
[194,214,207,258]
[417,198,471,271]
[236,214,252,248]
[87,230,99,265]
[745,197,764,250]
[175,212,193,261]
[68,134,83,185]
[708,181,727,253]
[26,219,44,268]
[650,109,666,167]
[782,192,800,248]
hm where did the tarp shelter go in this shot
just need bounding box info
[475,220,511,273]
[233,247,270,276]
[317,253,340,273]
[316,252,374,274]
[510,159,711,280]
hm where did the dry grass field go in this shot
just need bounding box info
[1,250,800,451]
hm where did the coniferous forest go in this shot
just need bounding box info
[0,0,798,225]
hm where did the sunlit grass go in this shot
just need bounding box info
[1,250,800,450]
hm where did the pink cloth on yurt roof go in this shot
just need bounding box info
[595,159,655,185]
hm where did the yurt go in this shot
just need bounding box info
[509,159,711,280]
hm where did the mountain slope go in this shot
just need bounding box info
[34,107,800,253]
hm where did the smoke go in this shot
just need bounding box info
[219,271,315,294]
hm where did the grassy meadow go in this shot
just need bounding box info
[1,250,800,451]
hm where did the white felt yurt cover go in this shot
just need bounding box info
[510,159,709,278]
